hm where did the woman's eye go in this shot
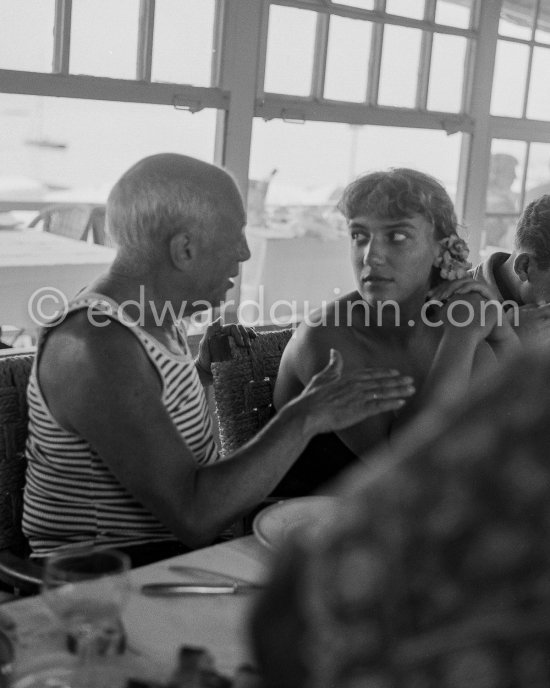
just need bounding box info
[391,231,408,242]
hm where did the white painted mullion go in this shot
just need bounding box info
[213,0,266,312]
[136,0,155,82]
[311,11,330,100]
[456,0,502,265]
[52,0,72,74]
[367,0,385,105]
[418,0,438,112]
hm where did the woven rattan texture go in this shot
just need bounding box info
[212,329,293,456]
[0,355,33,552]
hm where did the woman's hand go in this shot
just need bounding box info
[428,278,498,304]
[195,317,257,378]
[297,349,415,435]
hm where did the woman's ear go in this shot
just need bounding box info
[169,232,193,269]
[513,252,530,282]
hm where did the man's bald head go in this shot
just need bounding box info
[106,153,243,269]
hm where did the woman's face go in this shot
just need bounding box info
[348,212,440,308]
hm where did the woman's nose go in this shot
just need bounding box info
[362,239,385,266]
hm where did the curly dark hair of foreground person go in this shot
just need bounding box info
[250,349,550,688]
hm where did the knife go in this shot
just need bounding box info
[141,582,263,596]
[168,565,264,589]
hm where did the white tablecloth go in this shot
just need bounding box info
[0,229,115,335]
[2,536,269,682]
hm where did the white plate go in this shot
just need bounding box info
[252,496,338,551]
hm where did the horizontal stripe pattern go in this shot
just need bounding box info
[23,294,219,556]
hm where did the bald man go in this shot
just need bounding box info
[22,154,414,565]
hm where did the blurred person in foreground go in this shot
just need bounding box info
[470,194,550,349]
[22,154,416,566]
[274,168,518,472]
[252,349,550,688]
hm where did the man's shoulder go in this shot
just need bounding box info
[40,310,149,381]
[469,252,510,285]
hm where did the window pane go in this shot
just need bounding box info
[0,93,216,206]
[264,6,317,96]
[247,119,461,324]
[435,0,472,29]
[331,0,375,8]
[427,34,467,113]
[324,17,372,102]
[70,0,140,79]
[385,0,425,20]
[378,26,422,107]
[490,40,529,117]
[525,142,550,204]
[499,0,536,40]
[535,0,550,43]
[526,47,550,120]
[0,0,55,72]
[152,0,215,86]
[482,140,526,254]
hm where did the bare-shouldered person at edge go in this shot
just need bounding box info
[274,168,519,475]
[22,154,417,567]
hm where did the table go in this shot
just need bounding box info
[0,229,116,336]
[2,536,269,682]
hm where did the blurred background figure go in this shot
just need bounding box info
[485,152,519,250]
[525,158,550,206]
[246,169,277,228]
[252,350,550,688]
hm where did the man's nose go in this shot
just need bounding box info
[239,238,251,262]
[362,238,385,266]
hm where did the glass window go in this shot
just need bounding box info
[535,0,550,43]
[435,0,472,29]
[482,139,526,255]
[70,0,140,79]
[246,119,462,324]
[324,16,372,102]
[427,33,467,113]
[490,40,529,117]
[0,0,55,72]
[331,0,375,8]
[385,0,425,20]
[264,6,317,96]
[525,142,550,204]
[378,25,422,108]
[498,0,536,40]
[152,0,215,86]
[0,93,217,209]
[526,47,550,120]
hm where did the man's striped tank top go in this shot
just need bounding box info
[22,294,219,556]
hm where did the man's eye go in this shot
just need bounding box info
[351,231,368,242]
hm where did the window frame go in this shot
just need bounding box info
[4,0,550,307]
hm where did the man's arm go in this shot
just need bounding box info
[39,315,413,549]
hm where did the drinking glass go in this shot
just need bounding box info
[42,547,131,667]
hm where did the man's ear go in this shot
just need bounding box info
[513,252,531,282]
[169,232,193,269]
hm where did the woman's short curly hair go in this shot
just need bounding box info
[515,194,550,270]
[337,167,458,240]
